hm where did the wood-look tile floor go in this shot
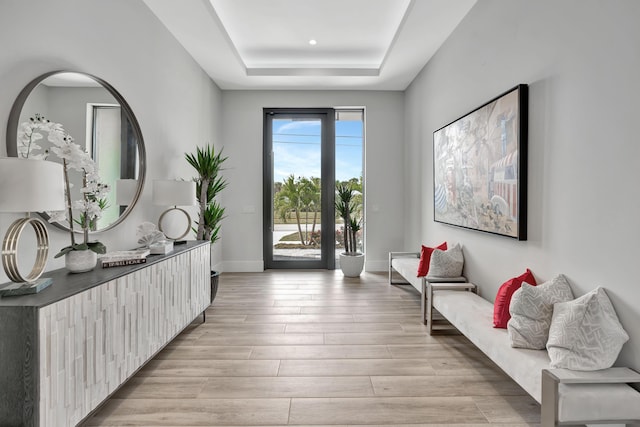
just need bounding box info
[86,271,540,426]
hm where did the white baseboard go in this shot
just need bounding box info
[222,260,264,272]
[365,259,389,272]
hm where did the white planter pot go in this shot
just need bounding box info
[339,252,364,277]
[65,249,98,273]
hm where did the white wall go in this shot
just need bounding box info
[0,0,223,283]
[405,0,640,370]
[221,90,404,272]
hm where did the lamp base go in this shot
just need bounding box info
[0,277,53,297]
[158,207,192,240]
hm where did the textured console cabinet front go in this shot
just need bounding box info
[0,242,209,427]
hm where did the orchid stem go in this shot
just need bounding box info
[62,158,76,246]
[83,172,89,244]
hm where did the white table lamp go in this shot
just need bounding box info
[152,180,196,240]
[0,158,65,290]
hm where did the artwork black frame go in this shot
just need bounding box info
[433,84,528,240]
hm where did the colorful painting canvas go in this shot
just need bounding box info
[433,84,528,240]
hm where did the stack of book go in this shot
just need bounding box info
[101,249,151,268]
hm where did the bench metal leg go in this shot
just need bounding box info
[541,369,591,427]
[421,278,427,325]
[541,370,559,427]
[425,281,434,332]
[424,280,473,335]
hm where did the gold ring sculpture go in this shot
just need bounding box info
[2,216,49,283]
[158,207,192,240]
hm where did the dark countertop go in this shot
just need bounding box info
[0,240,209,308]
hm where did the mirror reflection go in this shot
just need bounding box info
[7,71,145,232]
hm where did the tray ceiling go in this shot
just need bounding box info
[143,0,476,90]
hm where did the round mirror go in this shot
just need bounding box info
[6,71,146,233]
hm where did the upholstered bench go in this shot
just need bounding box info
[388,251,465,325]
[431,288,640,426]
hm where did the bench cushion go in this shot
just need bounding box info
[559,383,640,422]
[433,290,550,403]
[391,257,422,291]
[391,257,465,294]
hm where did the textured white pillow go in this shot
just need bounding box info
[427,244,463,277]
[507,274,574,349]
[547,287,629,370]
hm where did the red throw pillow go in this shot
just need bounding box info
[416,242,447,277]
[493,268,537,328]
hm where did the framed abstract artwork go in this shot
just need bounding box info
[433,84,528,240]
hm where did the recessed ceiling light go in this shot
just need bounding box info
[309,39,317,46]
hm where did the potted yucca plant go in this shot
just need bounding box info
[185,145,227,302]
[335,182,364,277]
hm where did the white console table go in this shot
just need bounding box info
[0,241,210,427]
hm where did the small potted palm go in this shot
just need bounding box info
[335,182,364,277]
[185,145,227,302]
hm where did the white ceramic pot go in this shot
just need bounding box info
[65,249,98,273]
[339,252,365,277]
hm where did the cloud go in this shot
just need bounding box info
[275,120,321,134]
[273,143,321,182]
[271,118,362,183]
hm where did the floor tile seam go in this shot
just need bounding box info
[249,356,396,361]
[201,343,420,347]
[277,357,440,361]
[192,343,326,346]
[140,374,296,379]
[471,398,492,424]
[367,375,376,397]
[363,391,531,398]
[113,392,528,402]
[286,396,486,402]
[99,397,295,403]
[247,344,395,348]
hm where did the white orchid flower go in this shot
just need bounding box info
[17,114,111,251]
[47,210,68,223]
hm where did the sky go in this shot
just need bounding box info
[272,118,363,184]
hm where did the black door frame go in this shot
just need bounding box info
[263,108,335,269]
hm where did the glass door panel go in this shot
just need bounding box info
[335,110,364,262]
[263,109,334,269]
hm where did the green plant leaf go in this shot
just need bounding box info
[88,241,107,254]
[54,245,75,258]
[53,241,106,258]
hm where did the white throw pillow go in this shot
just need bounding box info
[507,274,574,349]
[427,243,463,277]
[547,287,629,370]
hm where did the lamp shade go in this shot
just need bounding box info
[152,180,196,206]
[115,179,139,206]
[0,158,65,212]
